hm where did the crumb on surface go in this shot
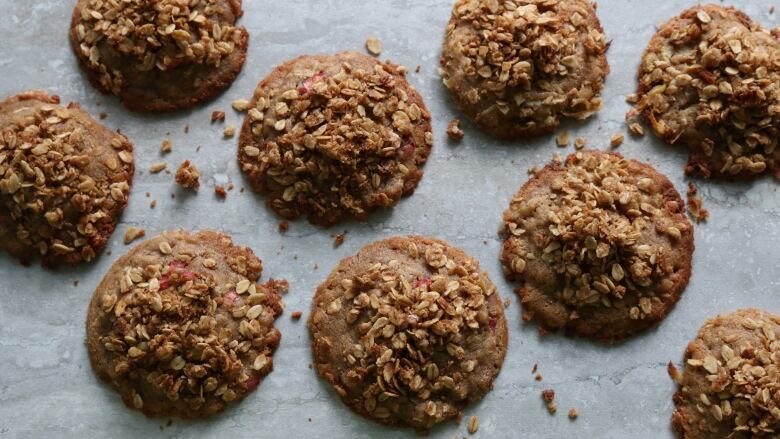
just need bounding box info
[574,137,586,150]
[542,389,557,414]
[211,111,225,123]
[149,162,167,174]
[175,160,200,190]
[124,227,146,245]
[215,185,227,198]
[150,200,157,209]
[447,118,465,140]
[73,280,80,286]
[99,112,108,120]
[568,408,579,420]
[555,130,570,147]
[278,221,289,233]
[610,133,624,148]
[160,138,172,153]
[183,124,190,134]
[535,373,542,381]
[291,311,303,320]
[224,125,236,138]
[467,416,479,434]
[686,182,709,223]
[628,122,645,136]
[333,232,346,247]
[667,361,683,385]
[365,37,382,56]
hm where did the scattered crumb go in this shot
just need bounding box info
[365,37,383,56]
[73,280,80,287]
[531,363,538,374]
[160,138,172,154]
[447,118,465,140]
[171,193,176,199]
[150,200,157,209]
[333,232,346,248]
[535,373,542,381]
[503,297,510,308]
[99,112,108,120]
[278,221,289,233]
[149,162,167,174]
[145,192,150,197]
[196,145,202,152]
[175,160,200,190]
[555,130,570,147]
[528,166,540,175]
[542,389,557,414]
[313,264,319,270]
[415,65,421,73]
[183,124,190,134]
[240,187,245,193]
[232,99,250,112]
[686,182,709,223]
[771,5,775,14]
[610,133,624,148]
[224,125,236,138]
[211,111,226,123]
[625,93,639,104]
[291,311,303,320]
[467,416,479,434]
[628,122,645,137]
[124,227,146,245]
[227,182,235,191]
[568,408,579,420]
[215,185,227,198]
[574,137,586,150]
[667,361,683,385]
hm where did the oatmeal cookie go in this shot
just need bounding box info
[0,90,133,267]
[500,150,694,342]
[309,236,508,429]
[635,4,780,179]
[86,230,287,418]
[238,52,433,227]
[672,309,780,438]
[70,0,249,112]
[440,0,609,139]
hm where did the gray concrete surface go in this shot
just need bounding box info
[1,1,779,438]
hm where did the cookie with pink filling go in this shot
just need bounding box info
[86,230,287,418]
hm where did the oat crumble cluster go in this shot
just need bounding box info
[440,0,609,138]
[73,0,243,92]
[175,160,200,189]
[239,53,433,226]
[310,237,507,429]
[674,309,780,437]
[636,5,780,179]
[88,231,286,418]
[500,151,693,340]
[0,92,133,266]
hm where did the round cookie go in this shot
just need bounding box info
[70,0,249,112]
[500,150,694,342]
[86,230,287,418]
[238,52,433,227]
[0,90,133,267]
[440,0,609,139]
[635,5,780,179]
[309,236,507,430]
[672,309,780,438]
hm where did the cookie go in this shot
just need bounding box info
[0,90,133,267]
[500,150,694,342]
[440,0,609,139]
[70,0,249,112]
[672,309,780,438]
[309,236,508,430]
[238,52,433,227]
[635,5,780,179]
[86,230,287,418]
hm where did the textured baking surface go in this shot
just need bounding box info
[1,1,779,438]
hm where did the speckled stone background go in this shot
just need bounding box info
[1,1,779,438]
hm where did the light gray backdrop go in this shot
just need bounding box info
[1,1,778,438]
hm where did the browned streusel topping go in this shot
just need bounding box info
[97,236,286,415]
[313,239,503,427]
[0,95,133,264]
[441,0,608,136]
[73,0,244,94]
[636,5,780,178]
[239,53,433,226]
[678,310,780,436]
[501,151,690,320]
[175,160,200,189]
